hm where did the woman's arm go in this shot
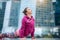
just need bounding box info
[31,28,35,38]
[19,18,26,38]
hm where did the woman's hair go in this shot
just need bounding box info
[23,7,28,15]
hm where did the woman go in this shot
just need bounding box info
[16,7,35,40]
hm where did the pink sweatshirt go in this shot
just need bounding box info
[19,15,35,38]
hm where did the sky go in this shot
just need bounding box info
[52,0,56,2]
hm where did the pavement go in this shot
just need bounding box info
[1,38,60,40]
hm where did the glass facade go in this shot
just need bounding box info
[9,1,21,27]
[35,0,55,27]
[55,0,60,26]
[0,2,6,33]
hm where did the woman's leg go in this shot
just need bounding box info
[16,29,26,40]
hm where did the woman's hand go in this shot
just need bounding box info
[15,29,20,36]
[32,38,36,40]
[32,37,36,40]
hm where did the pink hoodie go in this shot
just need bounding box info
[19,15,35,38]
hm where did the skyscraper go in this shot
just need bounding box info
[2,0,21,33]
[55,0,60,26]
[35,0,55,27]
[0,2,6,33]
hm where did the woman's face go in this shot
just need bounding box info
[26,8,32,15]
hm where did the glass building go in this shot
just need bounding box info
[9,1,20,27]
[0,2,6,33]
[35,0,55,27]
[55,0,60,26]
[2,0,21,33]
